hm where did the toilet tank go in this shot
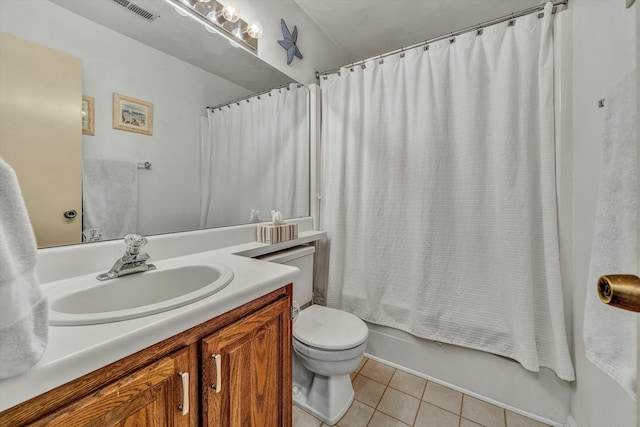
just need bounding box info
[257,245,315,306]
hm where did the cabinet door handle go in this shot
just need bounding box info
[178,371,189,415]
[211,354,221,393]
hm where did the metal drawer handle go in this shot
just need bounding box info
[178,372,189,415]
[211,354,221,393]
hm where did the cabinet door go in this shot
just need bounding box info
[29,347,196,427]
[202,298,292,427]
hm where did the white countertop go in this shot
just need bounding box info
[0,231,325,412]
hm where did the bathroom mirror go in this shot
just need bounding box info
[0,0,309,248]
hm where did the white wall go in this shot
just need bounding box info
[569,0,637,426]
[233,0,350,85]
[0,0,252,237]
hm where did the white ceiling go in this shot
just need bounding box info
[294,0,545,63]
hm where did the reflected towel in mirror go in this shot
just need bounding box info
[83,158,138,241]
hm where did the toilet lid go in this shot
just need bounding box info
[293,305,368,351]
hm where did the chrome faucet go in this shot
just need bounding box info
[96,234,156,281]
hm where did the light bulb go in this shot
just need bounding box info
[246,21,263,39]
[231,27,243,40]
[197,0,211,2]
[220,2,240,23]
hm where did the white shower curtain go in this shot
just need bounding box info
[200,84,309,228]
[319,3,575,380]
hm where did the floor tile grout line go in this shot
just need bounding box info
[420,400,465,421]
[387,374,428,401]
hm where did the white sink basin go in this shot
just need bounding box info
[48,263,234,326]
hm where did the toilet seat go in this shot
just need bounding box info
[293,305,368,351]
[293,338,367,362]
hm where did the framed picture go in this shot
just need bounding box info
[112,93,153,136]
[82,95,95,136]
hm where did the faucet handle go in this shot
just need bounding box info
[124,234,148,255]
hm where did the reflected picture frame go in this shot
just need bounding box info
[82,95,94,136]
[112,93,153,136]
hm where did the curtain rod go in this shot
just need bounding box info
[207,83,303,111]
[316,0,568,79]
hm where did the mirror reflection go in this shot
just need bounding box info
[0,0,310,248]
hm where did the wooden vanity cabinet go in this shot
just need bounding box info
[0,286,292,427]
[28,347,195,427]
[201,297,292,427]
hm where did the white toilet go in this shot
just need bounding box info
[258,246,368,425]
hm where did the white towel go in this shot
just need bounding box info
[584,69,638,399]
[0,157,48,378]
[83,158,138,241]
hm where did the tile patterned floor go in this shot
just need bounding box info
[292,357,551,427]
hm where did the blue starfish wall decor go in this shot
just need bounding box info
[277,18,303,65]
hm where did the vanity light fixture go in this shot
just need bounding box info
[168,0,260,51]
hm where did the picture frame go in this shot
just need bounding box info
[82,95,95,136]
[112,93,153,136]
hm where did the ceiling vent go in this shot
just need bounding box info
[108,0,159,22]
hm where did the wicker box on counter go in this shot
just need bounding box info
[256,222,298,244]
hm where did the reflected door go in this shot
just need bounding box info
[0,32,82,247]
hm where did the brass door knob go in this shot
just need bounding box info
[597,275,640,312]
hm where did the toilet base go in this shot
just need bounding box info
[293,373,354,425]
